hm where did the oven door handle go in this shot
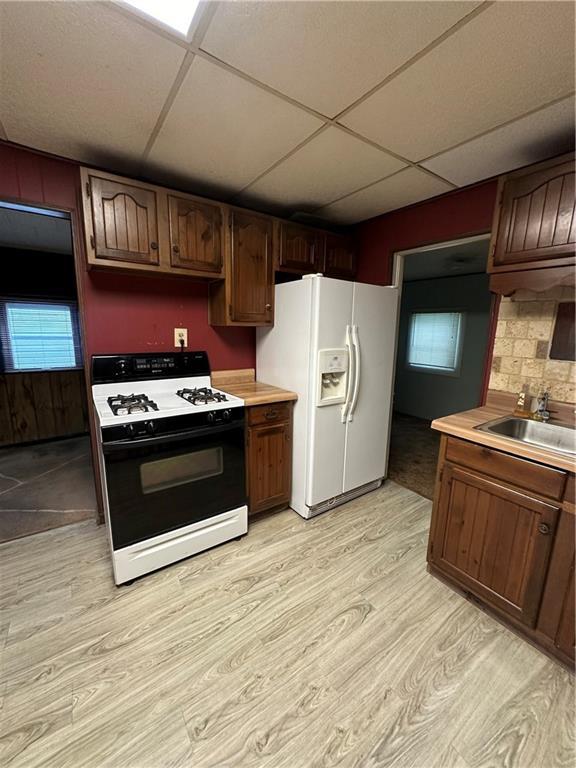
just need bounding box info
[102,420,244,454]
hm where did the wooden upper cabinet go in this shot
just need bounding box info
[429,465,560,627]
[85,171,160,266]
[279,223,322,273]
[229,210,274,325]
[168,195,223,275]
[324,234,357,279]
[490,153,576,272]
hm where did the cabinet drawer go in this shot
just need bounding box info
[248,402,291,426]
[445,437,566,500]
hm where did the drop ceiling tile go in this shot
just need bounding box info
[316,168,454,225]
[236,127,406,211]
[0,2,185,166]
[341,2,576,160]
[421,97,576,186]
[201,1,482,117]
[146,56,323,194]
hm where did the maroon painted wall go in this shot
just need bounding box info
[355,181,499,285]
[0,143,255,371]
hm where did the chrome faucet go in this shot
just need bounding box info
[534,390,551,423]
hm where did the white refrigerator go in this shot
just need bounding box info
[256,275,399,519]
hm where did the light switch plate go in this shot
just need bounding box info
[174,328,188,348]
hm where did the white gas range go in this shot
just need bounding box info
[92,352,248,585]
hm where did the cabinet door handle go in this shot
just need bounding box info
[538,523,551,535]
[150,241,158,250]
[265,303,272,311]
[172,244,180,254]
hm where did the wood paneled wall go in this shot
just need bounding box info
[0,370,89,447]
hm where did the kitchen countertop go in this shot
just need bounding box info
[432,405,575,474]
[219,380,297,406]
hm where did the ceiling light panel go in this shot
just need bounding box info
[122,0,200,37]
[421,96,576,186]
[316,168,454,224]
[0,2,185,165]
[341,1,576,160]
[201,1,482,117]
[236,127,406,211]
[146,57,323,194]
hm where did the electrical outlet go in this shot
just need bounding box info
[174,328,188,348]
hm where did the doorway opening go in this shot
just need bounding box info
[0,202,96,542]
[388,235,494,499]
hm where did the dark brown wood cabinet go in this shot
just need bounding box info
[428,434,575,666]
[537,508,575,663]
[81,168,223,278]
[86,172,160,266]
[81,167,357,324]
[246,402,292,515]
[489,152,575,273]
[430,464,559,627]
[279,223,322,273]
[168,194,223,273]
[211,210,275,326]
[323,234,357,279]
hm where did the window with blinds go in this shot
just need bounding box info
[0,299,82,372]
[407,311,463,374]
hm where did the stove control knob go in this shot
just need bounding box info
[207,412,215,423]
[222,409,231,421]
[125,423,135,439]
[145,421,156,435]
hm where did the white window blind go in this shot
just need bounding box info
[407,311,463,373]
[0,299,82,372]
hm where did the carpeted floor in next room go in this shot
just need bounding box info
[0,435,97,543]
[387,412,441,500]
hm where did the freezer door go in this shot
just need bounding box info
[306,277,354,507]
[343,283,399,494]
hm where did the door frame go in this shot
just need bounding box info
[391,233,498,408]
[0,195,103,521]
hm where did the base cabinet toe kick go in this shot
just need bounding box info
[427,434,575,667]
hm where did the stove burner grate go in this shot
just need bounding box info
[177,387,228,406]
[108,393,159,416]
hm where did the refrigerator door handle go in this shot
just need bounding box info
[341,324,355,423]
[348,325,361,422]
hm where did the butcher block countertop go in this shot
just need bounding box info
[432,405,575,474]
[212,369,297,407]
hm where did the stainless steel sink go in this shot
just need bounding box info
[475,416,576,457]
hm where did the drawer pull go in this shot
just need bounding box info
[265,409,279,420]
[538,523,551,535]
[150,241,159,250]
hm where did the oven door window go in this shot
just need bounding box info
[141,447,223,495]
[103,425,246,550]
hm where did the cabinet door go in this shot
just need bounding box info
[279,223,322,272]
[324,234,357,279]
[247,422,291,514]
[230,211,274,324]
[429,466,560,627]
[88,174,160,265]
[493,157,576,269]
[168,195,223,274]
[537,509,575,662]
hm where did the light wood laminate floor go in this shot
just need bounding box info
[0,482,573,768]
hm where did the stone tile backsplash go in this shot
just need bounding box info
[490,286,575,404]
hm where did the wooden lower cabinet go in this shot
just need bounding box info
[536,509,575,663]
[246,402,292,515]
[429,465,559,627]
[428,435,574,666]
